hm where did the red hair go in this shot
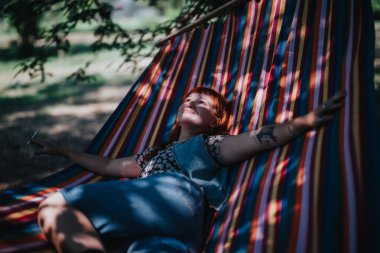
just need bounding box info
[144,87,230,161]
[168,87,230,142]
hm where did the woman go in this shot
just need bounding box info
[32,87,345,253]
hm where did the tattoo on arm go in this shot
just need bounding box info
[253,126,278,146]
[287,125,295,137]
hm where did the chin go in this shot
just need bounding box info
[179,119,205,128]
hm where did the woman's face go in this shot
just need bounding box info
[177,93,217,132]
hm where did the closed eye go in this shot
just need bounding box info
[200,99,210,106]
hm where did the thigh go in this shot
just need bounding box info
[60,173,204,245]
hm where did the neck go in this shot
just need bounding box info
[178,127,200,142]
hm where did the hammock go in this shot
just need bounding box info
[1,0,379,252]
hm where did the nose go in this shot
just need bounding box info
[186,100,195,108]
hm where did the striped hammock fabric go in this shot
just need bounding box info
[1,0,379,252]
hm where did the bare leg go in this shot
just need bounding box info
[38,192,106,253]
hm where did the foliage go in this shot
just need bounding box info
[0,0,233,83]
[373,0,380,20]
[0,1,45,56]
[373,0,380,11]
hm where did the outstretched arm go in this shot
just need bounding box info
[30,139,141,178]
[219,90,346,165]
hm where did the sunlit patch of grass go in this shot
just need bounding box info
[0,3,160,97]
[0,48,145,92]
[0,77,105,113]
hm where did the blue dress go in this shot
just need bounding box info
[60,134,228,253]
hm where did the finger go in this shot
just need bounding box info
[319,97,345,112]
[320,102,345,114]
[330,96,345,105]
[29,139,44,147]
[330,102,344,111]
[329,90,346,102]
[332,89,346,97]
[314,115,334,128]
[33,146,49,155]
[31,139,49,146]
[323,94,345,107]
[317,115,334,124]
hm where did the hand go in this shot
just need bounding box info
[29,139,62,156]
[304,90,346,129]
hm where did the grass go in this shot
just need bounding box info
[0,47,146,88]
[0,78,104,114]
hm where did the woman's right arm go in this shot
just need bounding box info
[218,90,346,166]
[30,139,142,178]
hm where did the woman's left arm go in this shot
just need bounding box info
[219,90,346,166]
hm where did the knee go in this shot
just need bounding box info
[38,192,67,230]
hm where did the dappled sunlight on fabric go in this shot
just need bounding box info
[0,188,49,250]
[251,211,265,241]
[267,200,282,225]
[2,208,38,223]
[129,194,156,216]
[297,169,305,186]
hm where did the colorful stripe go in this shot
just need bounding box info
[0,0,378,252]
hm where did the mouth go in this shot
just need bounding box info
[184,108,197,114]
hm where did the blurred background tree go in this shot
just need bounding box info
[0,0,232,82]
[0,1,45,57]
[373,0,380,19]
